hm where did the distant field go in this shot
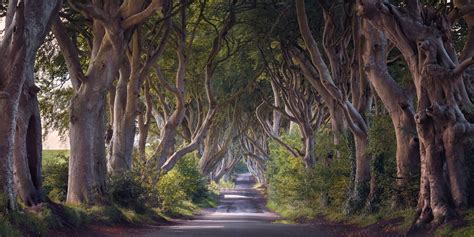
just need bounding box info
[43,150,69,163]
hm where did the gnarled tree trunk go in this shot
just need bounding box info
[0,0,61,210]
[359,18,420,207]
[13,82,43,206]
[358,0,472,227]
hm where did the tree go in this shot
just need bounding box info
[295,0,373,212]
[358,0,474,227]
[108,4,172,173]
[52,0,163,204]
[358,17,420,207]
[0,0,62,209]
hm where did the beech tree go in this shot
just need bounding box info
[52,0,164,204]
[0,0,61,209]
[357,17,420,207]
[358,0,474,227]
[257,47,326,168]
[108,4,172,173]
[295,0,374,212]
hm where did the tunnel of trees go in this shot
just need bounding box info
[1,0,474,235]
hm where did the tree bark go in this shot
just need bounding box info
[0,0,61,210]
[138,80,153,161]
[13,82,43,206]
[109,17,171,173]
[67,86,109,204]
[359,18,420,207]
[358,0,472,226]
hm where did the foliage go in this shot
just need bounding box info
[0,217,21,237]
[218,178,235,189]
[42,153,69,203]
[366,115,398,209]
[108,172,148,212]
[157,154,216,214]
[266,129,351,221]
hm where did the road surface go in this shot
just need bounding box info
[148,173,332,237]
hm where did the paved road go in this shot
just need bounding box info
[148,173,332,237]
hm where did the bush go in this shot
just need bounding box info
[266,128,351,219]
[42,154,69,202]
[157,154,211,213]
[0,217,21,237]
[367,115,401,208]
[108,171,147,212]
[218,178,235,189]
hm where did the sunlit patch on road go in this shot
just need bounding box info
[224,194,250,199]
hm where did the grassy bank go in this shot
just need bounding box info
[0,151,219,236]
[264,129,474,236]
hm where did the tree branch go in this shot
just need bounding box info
[51,17,85,90]
[121,0,163,29]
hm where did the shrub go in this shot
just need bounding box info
[266,128,351,219]
[42,154,69,202]
[218,178,235,189]
[157,153,211,213]
[108,171,147,212]
[0,217,21,237]
[367,115,399,208]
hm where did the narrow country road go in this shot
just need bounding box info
[148,173,332,237]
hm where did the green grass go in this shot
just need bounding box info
[320,208,415,230]
[267,200,416,233]
[0,217,21,237]
[267,201,317,223]
[0,202,171,236]
[436,209,474,237]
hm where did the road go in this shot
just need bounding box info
[148,173,332,237]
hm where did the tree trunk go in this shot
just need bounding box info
[301,124,316,168]
[345,134,370,213]
[0,0,61,209]
[138,82,152,162]
[0,97,17,211]
[109,64,136,172]
[359,18,420,207]
[13,82,43,206]
[270,80,282,136]
[67,88,108,204]
[358,0,471,226]
[52,0,164,204]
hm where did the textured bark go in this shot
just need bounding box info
[259,46,324,168]
[241,131,269,185]
[360,19,420,207]
[358,0,472,227]
[270,81,282,136]
[109,62,133,172]
[54,19,124,204]
[67,87,108,204]
[13,82,43,206]
[0,0,61,210]
[200,107,241,174]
